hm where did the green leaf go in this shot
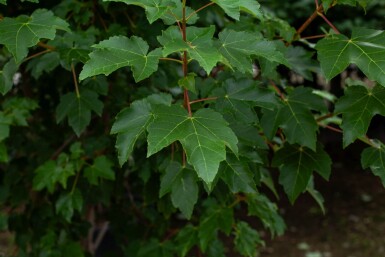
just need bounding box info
[158,26,222,74]
[234,221,263,257]
[306,177,326,214]
[55,189,83,222]
[147,105,238,185]
[111,94,172,166]
[80,36,162,82]
[26,52,60,79]
[273,143,332,203]
[335,85,385,147]
[171,170,199,219]
[219,154,257,193]
[212,0,263,20]
[0,142,8,163]
[33,155,76,193]
[361,142,385,187]
[178,73,196,93]
[0,58,18,95]
[246,194,286,236]
[160,162,199,219]
[174,224,198,257]
[84,156,115,185]
[103,0,176,24]
[261,87,326,150]
[207,239,226,257]
[56,88,103,136]
[218,78,278,110]
[322,0,369,11]
[286,46,319,80]
[0,9,69,63]
[316,28,385,86]
[161,0,198,25]
[198,200,233,251]
[218,29,289,73]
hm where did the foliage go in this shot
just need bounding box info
[0,0,384,256]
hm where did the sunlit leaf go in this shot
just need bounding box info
[80,36,162,82]
[316,28,385,86]
[147,105,238,185]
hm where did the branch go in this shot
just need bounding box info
[189,97,218,105]
[186,2,215,21]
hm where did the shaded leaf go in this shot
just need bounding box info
[220,154,257,193]
[261,87,326,150]
[174,224,198,257]
[234,221,263,257]
[0,58,18,95]
[0,9,69,63]
[84,156,115,185]
[316,28,385,85]
[247,194,286,236]
[361,142,385,187]
[147,105,238,185]
[335,85,385,147]
[80,36,162,82]
[198,200,233,251]
[55,189,83,222]
[56,88,103,136]
[273,143,332,203]
[218,29,289,73]
[33,155,75,193]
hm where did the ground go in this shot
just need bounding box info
[259,140,385,257]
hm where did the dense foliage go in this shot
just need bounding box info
[1,0,385,256]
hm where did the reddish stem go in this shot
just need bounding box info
[301,34,327,40]
[270,80,285,100]
[318,12,340,34]
[186,2,215,21]
[189,97,218,105]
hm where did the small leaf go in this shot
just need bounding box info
[56,88,103,136]
[316,28,385,85]
[198,200,233,251]
[55,189,83,222]
[0,9,69,63]
[147,105,238,185]
[335,85,385,147]
[0,58,18,95]
[174,224,198,257]
[273,143,332,203]
[246,194,286,236]
[306,177,326,214]
[103,0,176,24]
[361,142,385,187]
[212,0,263,20]
[178,73,196,93]
[234,221,263,257]
[218,29,289,73]
[84,156,115,185]
[33,155,76,193]
[80,36,162,82]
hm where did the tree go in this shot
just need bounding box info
[0,0,383,256]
